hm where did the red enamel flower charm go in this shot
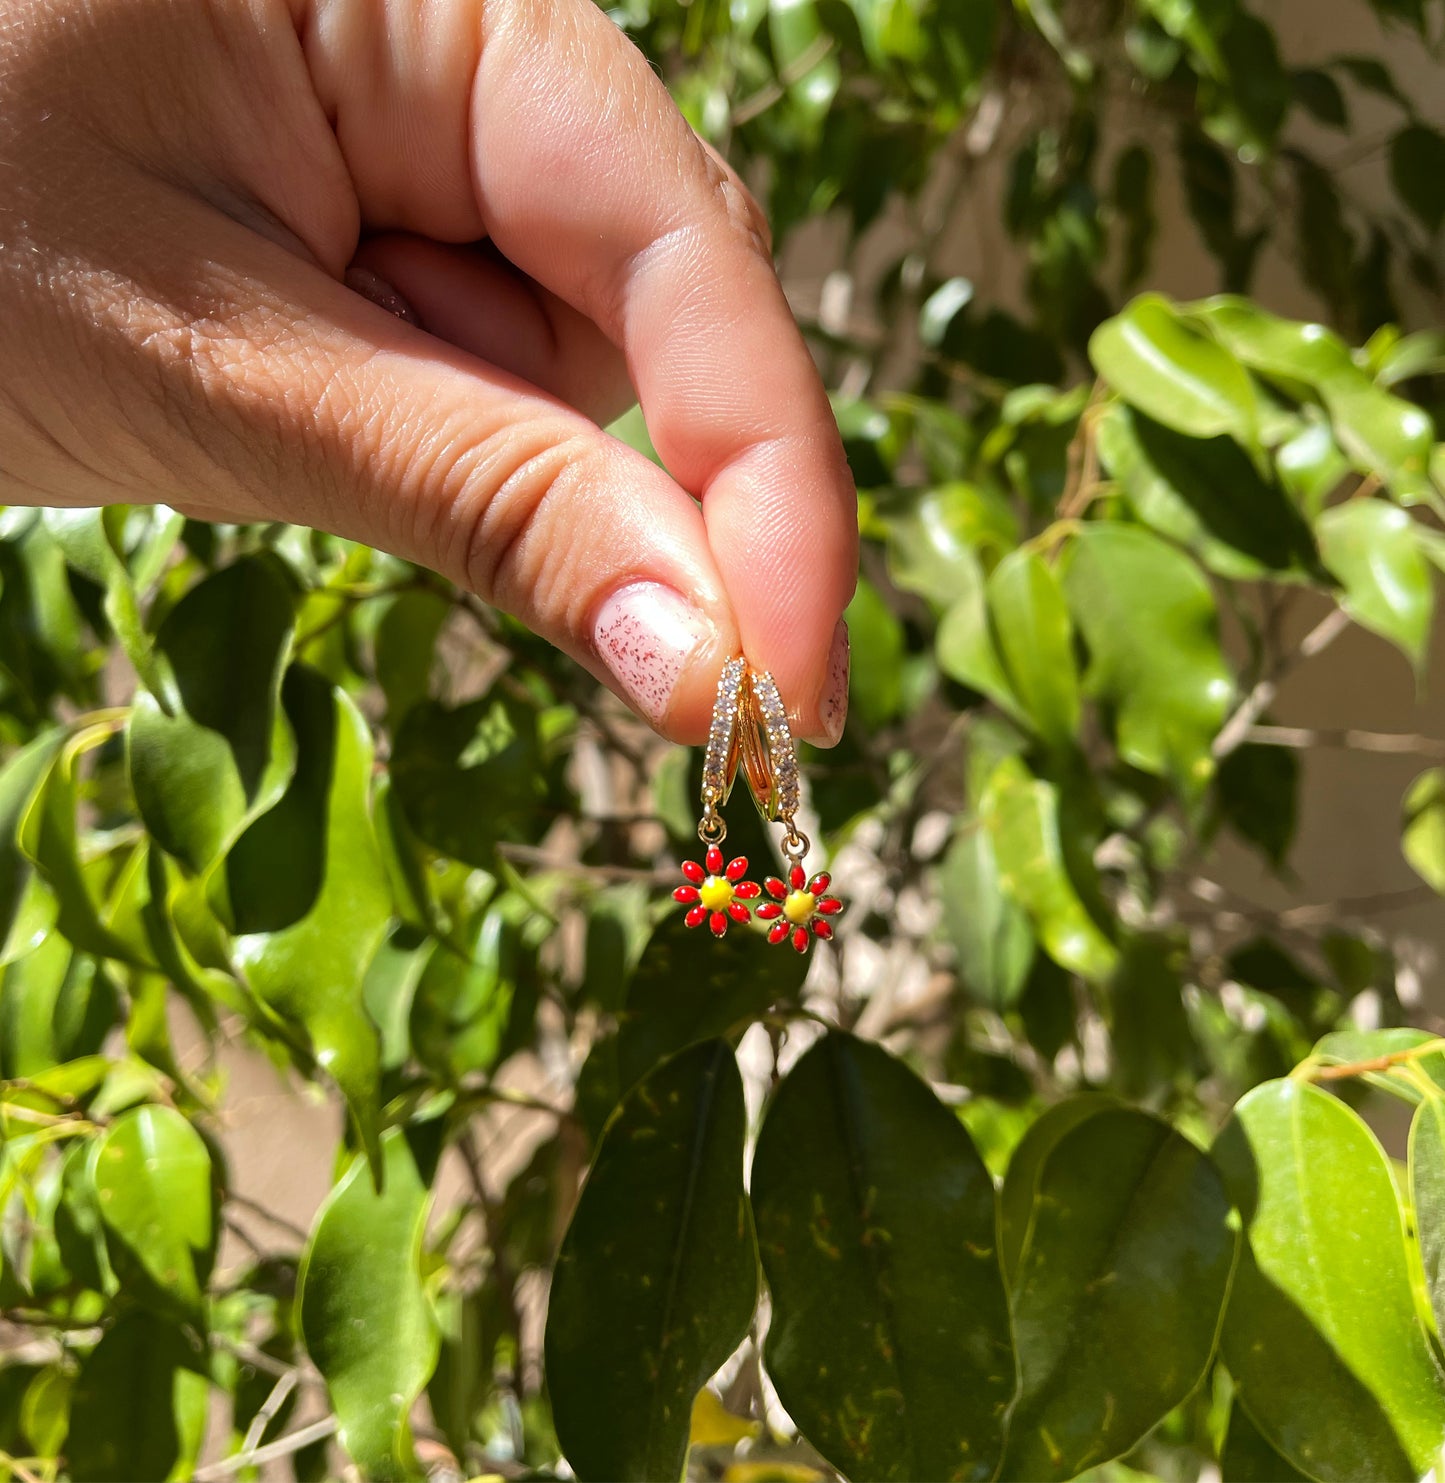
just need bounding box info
[674,845,761,937]
[755,866,843,953]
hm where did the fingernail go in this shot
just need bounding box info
[817,618,850,745]
[345,266,422,327]
[593,581,712,727]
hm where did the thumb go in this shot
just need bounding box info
[134,211,741,742]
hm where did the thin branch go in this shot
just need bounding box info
[0,1450,45,1483]
[191,1416,337,1481]
[1309,1036,1445,1082]
[224,1190,308,1244]
[239,1367,298,1455]
[1212,608,1353,759]
[731,36,837,126]
[1244,723,1445,758]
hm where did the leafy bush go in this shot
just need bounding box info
[3,0,1445,1479]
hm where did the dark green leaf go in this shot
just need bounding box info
[546,1041,757,1482]
[1291,154,1355,322]
[1291,68,1348,129]
[0,935,115,1078]
[1317,501,1434,671]
[299,1128,438,1480]
[1390,125,1445,234]
[1221,1401,1310,1482]
[1000,1105,1236,1479]
[1062,524,1233,796]
[67,1312,209,1482]
[374,587,450,723]
[751,1031,1013,1482]
[0,732,61,964]
[1215,1079,1445,1480]
[230,668,391,1164]
[128,556,295,874]
[1111,144,1155,291]
[1108,934,1199,1097]
[1090,294,1258,444]
[1215,742,1299,869]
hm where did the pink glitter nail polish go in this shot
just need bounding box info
[593,582,711,726]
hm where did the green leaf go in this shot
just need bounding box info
[1403,767,1445,892]
[845,578,906,728]
[986,549,1080,748]
[1096,405,1317,579]
[1291,155,1356,323]
[93,1104,215,1321]
[0,732,62,963]
[1410,1095,1445,1345]
[1221,1401,1311,1482]
[1000,1105,1237,1480]
[1215,1079,1445,1480]
[1214,742,1299,870]
[881,483,1018,608]
[374,586,450,723]
[391,696,549,868]
[1317,501,1434,670]
[230,668,391,1165]
[614,909,808,1099]
[0,937,116,1079]
[128,556,295,874]
[751,1031,1014,1482]
[937,550,1022,718]
[981,758,1117,981]
[1276,423,1351,517]
[939,822,1034,1009]
[1108,933,1199,1097]
[1062,524,1233,795]
[1112,144,1155,292]
[300,1127,438,1480]
[1089,294,1258,444]
[1334,55,1411,110]
[546,1041,757,1482]
[1291,68,1348,128]
[66,1311,209,1482]
[769,0,840,123]
[1390,125,1445,234]
[998,1094,1116,1285]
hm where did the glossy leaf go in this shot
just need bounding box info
[299,1128,438,1480]
[1062,524,1233,795]
[0,732,61,963]
[845,577,907,728]
[751,1032,1014,1482]
[1410,1094,1445,1344]
[0,935,115,1079]
[1403,767,1445,892]
[231,668,390,1163]
[66,1312,209,1483]
[981,758,1117,981]
[93,1104,215,1321]
[374,586,450,722]
[1095,405,1316,578]
[1317,501,1434,670]
[546,1041,757,1482]
[1000,1105,1236,1480]
[1221,1401,1311,1482]
[128,556,295,874]
[882,483,1018,608]
[1215,1079,1445,1480]
[936,549,1022,718]
[939,822,1034,1009]
[1089,294,1258,444]
[986,550,1079,748]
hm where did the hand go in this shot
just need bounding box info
[0,0,856,743]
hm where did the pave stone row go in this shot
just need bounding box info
[702,657,747,799]
[749,670,800,818]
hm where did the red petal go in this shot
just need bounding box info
[817,898,843,915]
[765,877,788,900]
[673,886,699,904]
[735,881,761,899]
[791,926,809,953]
[727,902,751,924]
[725,855,749,881]
[768,921,790,944]
[789,865,806,890]
[709,911,728,937]
[685,905,708,928]
[812,919,834,940]
[706,845,724,874]
[682,860,705,885]
[757,903,782,920]
[809,872,831,894]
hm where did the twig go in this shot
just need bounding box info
[495,840,672,885]
[224,1190,308,1244]
[1212,608,1353,759]
[191,1416,337,1481]
[239,1368,298,1455]
[731,36,836,126]
[1308,1036,1445,1081]
[1243,724,1445,758]
[0,1450,45,1483]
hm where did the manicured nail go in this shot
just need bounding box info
[593,582,712,727]
[818,618,850,745]
[345,266,421,326]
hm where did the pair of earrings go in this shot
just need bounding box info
[672,658,843,954]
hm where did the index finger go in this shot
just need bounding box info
[303,0,858,741]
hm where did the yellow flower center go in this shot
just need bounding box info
[783,890,816,925]
[699,876,735,912]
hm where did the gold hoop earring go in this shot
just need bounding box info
[742,669,844,954]
[672,657,762,938]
